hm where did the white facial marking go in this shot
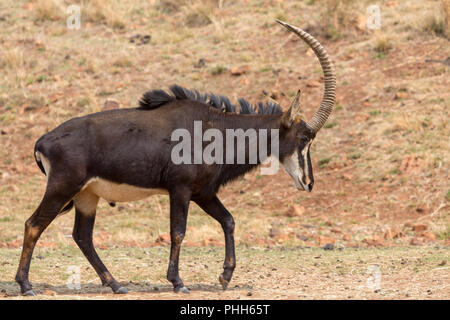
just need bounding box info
[282,151,303,190]
[301,141,312,186]
[282,141,312,191]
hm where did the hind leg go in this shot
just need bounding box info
[15,180,78,296]
[167,187,191,293]
[72,191,127,294]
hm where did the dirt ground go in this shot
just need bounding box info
[0,0,449,300]
[1,246,449,300]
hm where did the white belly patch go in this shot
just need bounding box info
[81,177,168,203]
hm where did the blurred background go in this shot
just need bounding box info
[0,0,449,251]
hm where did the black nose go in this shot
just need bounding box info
[308,182,314,191]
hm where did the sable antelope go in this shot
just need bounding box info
[15,20,336,296]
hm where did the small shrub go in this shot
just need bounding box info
[82,0,126,30]
[77,97,90,108]
[324,121,338,129]
[210,65,226,75]
[113,57,132,68]
[34,0,63,22]
[374,35,393,54]
[320,0,358,41]
[318,158,332,168]
[423,15,445,36]
[440,0,450,37]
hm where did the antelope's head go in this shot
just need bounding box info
[276,21,336,192]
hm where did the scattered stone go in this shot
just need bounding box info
[247,291,252,296]
[269,227,280,238]
[103,99,120,111]
[420,232,436,242]
[394,91,408,99]
[285,205,305,217]
[306,80,321,87]
[322,243,334,250]
[194,58,206,68]
[399,155,424,174]
[272,68,282,76]
[354,114,370,122]
[296,234,309,241]
[415,206,427,213]
[231,65,249,76]
[155,233,170,244]
[413,224,428,232]
[129,34,151,45]
[384,227,401,240]
[438,260,447,266]
[364,237,384,247]
[267,90,280,100]
[318,236,335,246]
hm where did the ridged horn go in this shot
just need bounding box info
[276,20,336,133]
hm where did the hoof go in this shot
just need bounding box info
[114,287,128,294]
[219,274,229,290]
[23,290,36,296]
[175,286,190,294]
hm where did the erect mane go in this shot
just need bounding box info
[138,84,283,115]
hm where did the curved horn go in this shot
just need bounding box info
[276,20,336,133]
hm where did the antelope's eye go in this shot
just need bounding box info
[299,136,308,144]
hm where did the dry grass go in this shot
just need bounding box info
[32,0,126,29]
[373,34,393,55]
[419,0,450,38]
[321,0,360,40]
[81,0,126,29]
[441,0,450,36]
[0,48,25,70]
[33,0,64,22]
[157,0,223,29]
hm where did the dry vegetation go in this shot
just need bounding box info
[0,0,449,299]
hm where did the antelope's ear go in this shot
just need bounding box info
[281,90,302,128]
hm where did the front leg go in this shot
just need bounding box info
[194,196,236,290]
[167,187,191,294]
